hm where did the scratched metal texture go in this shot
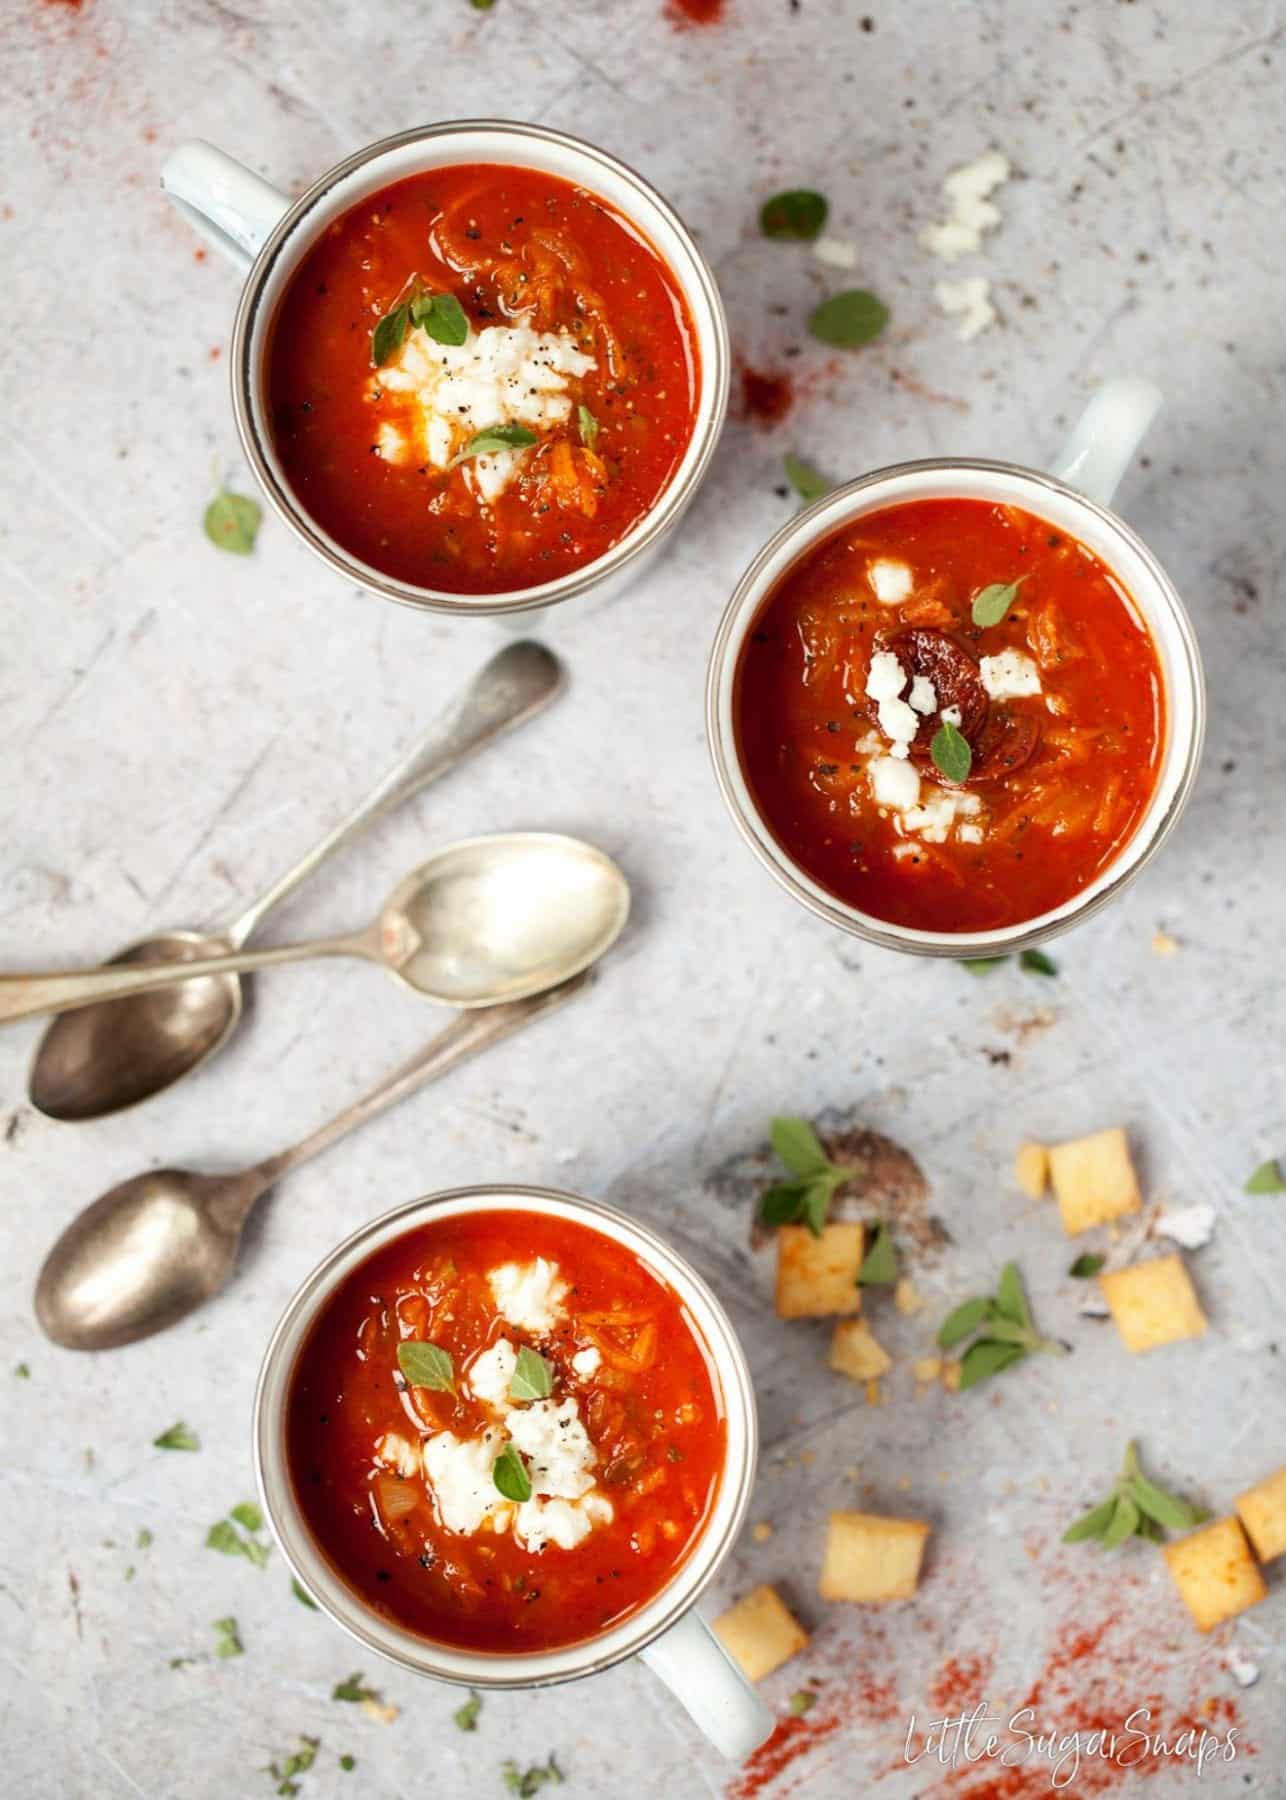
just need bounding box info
[0,1,1283,1796]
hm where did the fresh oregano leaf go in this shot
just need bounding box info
[931,718,972,783]
[493,1443,533,1503]
[783,452,832,503]
[1020,948,1059,977]
[801,1175,835,1239]
[993,1261,1031,1329]
[1245,1158,1286,1194]
[203,491,261,556]
[212,1615,243,1659]
[1102,1494,1141,1549]
[1061,1497,1117,1544]
[958,1338,1025,1389]
[577,404,599,451]
[771,1116,830,1177]
[788,1689,817,1715]
[509,1346,554,1403]
[230,1501,263,1534]
[857,1220,898,1286]
[410,291,469,346]
[959,956,1009,974]
[397,1341,456,1394]
[371,302,410,366]
[153,1421,200,1452]
[333,1672,378,1703]
[1068,1253,1105,1279]
[1128,1473,1209,1532]
[759,1180,810,1227]
[760,189,828,241]
[808,288,889,348]
[937,1295,994,1349]
[291,1576,318,1610]
[455,423,539,462]
[971,576,1028,628]
[453,1689,483,1731]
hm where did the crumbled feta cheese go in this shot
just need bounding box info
[505,1397,597,1500]
[375,421,410,463]
[901,790,962,843]
[467,1337,518,1408]
[813,235,859,271]
[870,756,921,812]
[865,651,918,758]
[940,704,963,727]
[921,150,1011,262]
[1221,1647,1261,1688]
[423,1427,510,1534]
[571,1346,601,1378]
[908,675,938,715]
[958,823,984,844]
[869,559,913,605]
[935,275,997,341]
[488,1259,568,1335]
[374,1433,420,1478]
[515,1492,614,1553]
[980,650,1042,700]
[1155,1203,1217,1251]
[374,324,595,498]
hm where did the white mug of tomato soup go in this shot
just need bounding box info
[707,379,1204,954]
[161,124,728,616]
[254,1185,772,1760]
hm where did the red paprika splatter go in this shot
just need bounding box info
[740,365,794,427]
[665,0,725,27]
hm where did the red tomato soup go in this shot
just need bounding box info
[267,165,699,595]
[735,498,1165,933]
[287,1210,725,1654]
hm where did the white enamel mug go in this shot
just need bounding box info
[161,123,729,617]
[254,1185,772,1761]
[707,379,1205,956]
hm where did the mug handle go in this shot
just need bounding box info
[638,1608,774,1761]
[160,140,292,271]
[1046,376,1163,509]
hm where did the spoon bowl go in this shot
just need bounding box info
[30,932,239,1122]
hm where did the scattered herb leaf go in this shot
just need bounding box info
[1061,1440,1209,1549]
[857,1220,898,1286]
[213,1616,243,1659]
[397,1341,456,1394]
[1020,948,1059,977]
[931,717,972,783]
[771,1116,831,1176]
[230,1501,263,1533]
[206,1516,270,1567]
[493,1443,533,1504]
[153,1421,200,1452]
[959,956,1009,974]
[333,1673,378,1704]
[137,1528,153,1550]
[453,424,539,464]
[453,1689,482,1732]
[788,1689,817,1716]
[203,490,261,555]
[807,288,889,349]
[267,1735,319,1797]
[1068,1252,1106,1279]
[470,0,496,10]
[577,404,599,451]
[760,189,828,241]
[292,1576,318,1610]
[14,1362,29,1379]
[971,576,1028,628]
[1245,1158,1286,1194]
[371,303,410,367]
[783,452,832,503]
[409,290,468,346]
[503,1757,564,1797]
[339,1756,356,1772]
[759,1116,857,1238]
[509,1347,554,1403]
[938,1262,1065,1388]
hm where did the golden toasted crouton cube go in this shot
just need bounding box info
[829,1319,892,1384]
[894,1278,924,1316]
[1048,1127,1141,1234]
[775,1223,864,1318]
[942,1361,962,1392]
[819,1511,930,1602]
[1162,1517,1266,1632]
[1098,1255,1207,1353]
[912,1357,942,1384]
[713,1584,809,1681]
[1015,1142,1049,1199]
[1235,1467,1286,1564]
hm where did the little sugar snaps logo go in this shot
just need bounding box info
[903,1702,1239,1790]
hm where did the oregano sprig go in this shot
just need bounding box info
[937,1261,1067,1388]
[759,1116,857,1238]
[1062,1440,1209,1549]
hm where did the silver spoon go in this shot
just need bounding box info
[0,834,629,1024]
[34,973,590,1351]
[28,640,563,1122]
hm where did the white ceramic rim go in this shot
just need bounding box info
[253,1184,757,1689]
[706,458,1206,956]
[229,120,730,617]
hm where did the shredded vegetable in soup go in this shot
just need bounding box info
[735,497,1165,933]
[267,165,699,595]
[287,1211,724,1653]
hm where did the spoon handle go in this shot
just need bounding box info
[254,973,590,1186]
[223,642,563,948]
[0,933,370,1025]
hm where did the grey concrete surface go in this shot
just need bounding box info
[1,1,1283,1796]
